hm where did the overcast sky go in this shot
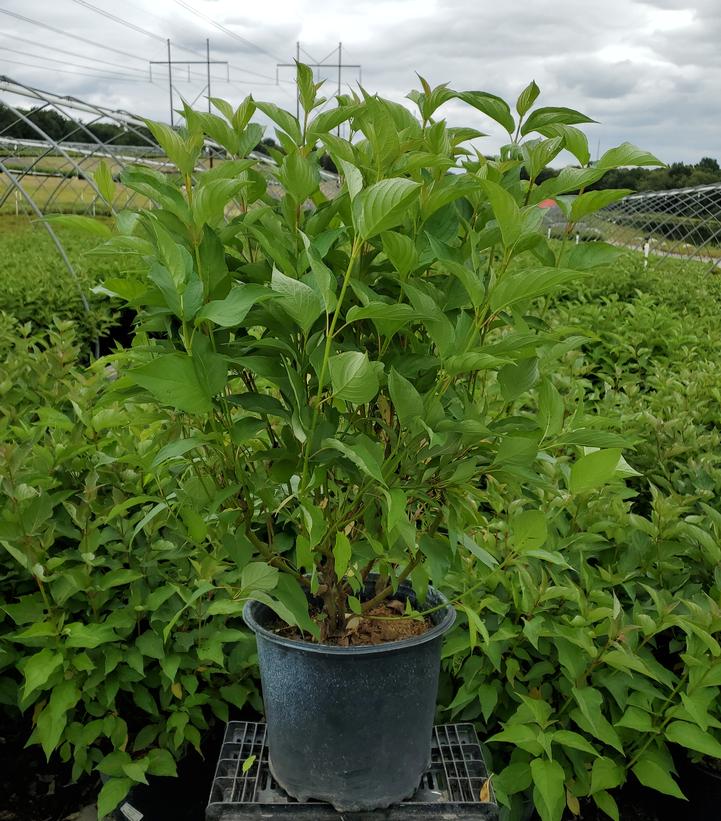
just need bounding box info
[0,0,718,164]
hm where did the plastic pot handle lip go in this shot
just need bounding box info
[242,589,456,656]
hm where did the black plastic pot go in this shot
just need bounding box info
[243,579,455,812]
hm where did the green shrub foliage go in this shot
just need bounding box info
[6,67,721,821]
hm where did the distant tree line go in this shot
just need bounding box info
[587,157,721,192]
[531,157,721,192]
[0,103,155,146]
[0,104,280,156]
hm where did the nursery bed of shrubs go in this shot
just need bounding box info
[2,73,721,821]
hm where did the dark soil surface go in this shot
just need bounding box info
[0,711,245,821]
[274,600,432,646]
[0,713,100,821]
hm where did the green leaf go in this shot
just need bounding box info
[353,178,421,240]
[64,623,118,648]
[192,178,247,226]
[130,354,215,415]
[499,357,539,401]
[94,160,116,203]
[516,80,540,117]
[593,791,620,821]
[277,150,320,202]
[196,285,276,327]
[44,215,112,237]
[144,119,200,175]
[271,267,324,334]
[300,232,337,313]
[530,758,566,821]
[538,123,590,166]
[254,101,302,144]
[521,137,564,182]
[382,231,418,276]
[458,534,498,568]
[338,159,363,201]
[482,180,522,247]
[419,534,450,585]
[632,753,685,799]
[295,62,316,113]
[272,575,319,639]
[596,142,664,170]
[564,242,624,270]
[537,379,564,438]
[569,449,622,494]
[345,302,419,327]
[328,351,380,404]
[323,437,386,486]
[122,758,149,784]
[521,106,596,136]
[136,631,164,659]
[35,679,80,759]
[388,367,424,427]
[241,562,279,593]
[489,724,543,755]
[510,510,547,552]
[333,532,352,578]
[22,649,63,699]
[666,721,721,758]
[572,687,624,753]
[590,757,625,794]
[308,106,355,139]
[150,437,204,469]
[552,730,600,757]
[462,604,490,649]
[456,90,515,133]
[383,487,408,533]
[569,189,633,222]
[97,777,133,820]
[444,351,510,376]
[490,267,583,312]
[147,748,177,777]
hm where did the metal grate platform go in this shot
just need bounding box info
[206,721,498,820]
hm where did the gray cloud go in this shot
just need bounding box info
[0,0,718,163]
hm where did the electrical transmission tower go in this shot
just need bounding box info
[150,39,229,125]
[277,42,361,125]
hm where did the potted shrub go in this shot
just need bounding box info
[92,65,660,811]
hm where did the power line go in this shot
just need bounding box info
[0,8,149,64]
[171,0,285,64]
[68,0,167,43]
[0,33,151,77]
[0,46,146,82]
[65,0,288,85]
[65,0,216,65]
[0,57,149,84]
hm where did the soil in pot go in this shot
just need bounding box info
[272,600,432,646]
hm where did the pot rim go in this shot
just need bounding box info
[242,583,456,656]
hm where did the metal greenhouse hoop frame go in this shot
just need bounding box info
[543,182,721,270]
[0,75,295,355]
[0,74,200,355]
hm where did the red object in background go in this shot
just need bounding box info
[538,198,556,209]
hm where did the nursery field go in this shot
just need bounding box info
[3,80,721,821]
[3,235,721,820]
